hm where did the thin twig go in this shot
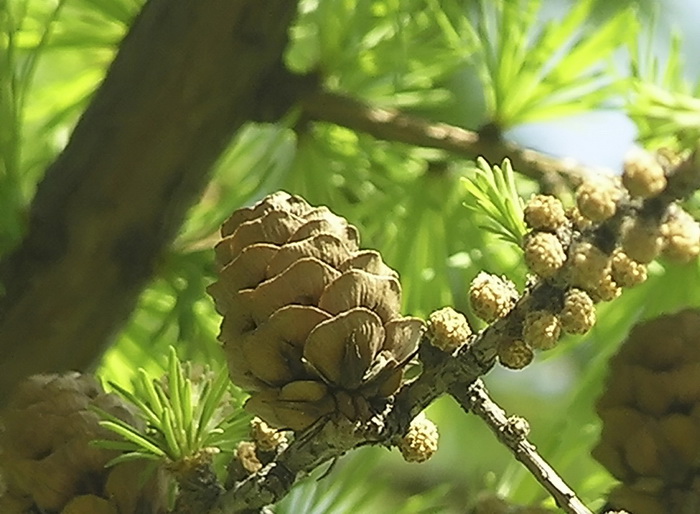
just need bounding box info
[450,380,593,514]
[302,90,600,194]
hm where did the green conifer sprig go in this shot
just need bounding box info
[462,157,527,246]
[92,347,249,467]
[628,35,700,151]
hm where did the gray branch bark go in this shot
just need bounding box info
[452,380,593,514]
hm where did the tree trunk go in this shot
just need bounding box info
[0,0,302,401]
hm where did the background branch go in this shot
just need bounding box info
[301,90,597,193]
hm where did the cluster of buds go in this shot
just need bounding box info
[0,373,169,514]
[396,413,439,463]
[208,192,425,431]
[593,309,700,514]
[478,150,700,369]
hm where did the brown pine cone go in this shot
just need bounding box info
[593,309,700,514]
[208,192,425,431]
[0,373,168,513]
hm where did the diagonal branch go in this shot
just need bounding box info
[212,323,590,514]
[450,380,593,514]
[211,318,500,513]
[301,90,598,193]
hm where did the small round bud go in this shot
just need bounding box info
[622,219,663,264]
[523,232,566,278]
[524,195,567,231]
[661,207,700,263]
[398,413,439,463]
[427,307,472,352]
[250,417,287,452]
[610,249,647,288]
[587,273,621,303]
[576,177,621,222]
[622,149,667,198]
[497,339,534,369]
[566,241,610,289]
[469,272,518,322]
[567,206,593,232]
[236,441,262,474]
[560,288,596,334]
[522,311,562,350]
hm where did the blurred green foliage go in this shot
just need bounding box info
[628,32,700,151]
[2,0,700,512]
[433,0,637,128]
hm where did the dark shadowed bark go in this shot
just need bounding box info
[0,0,304,401]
